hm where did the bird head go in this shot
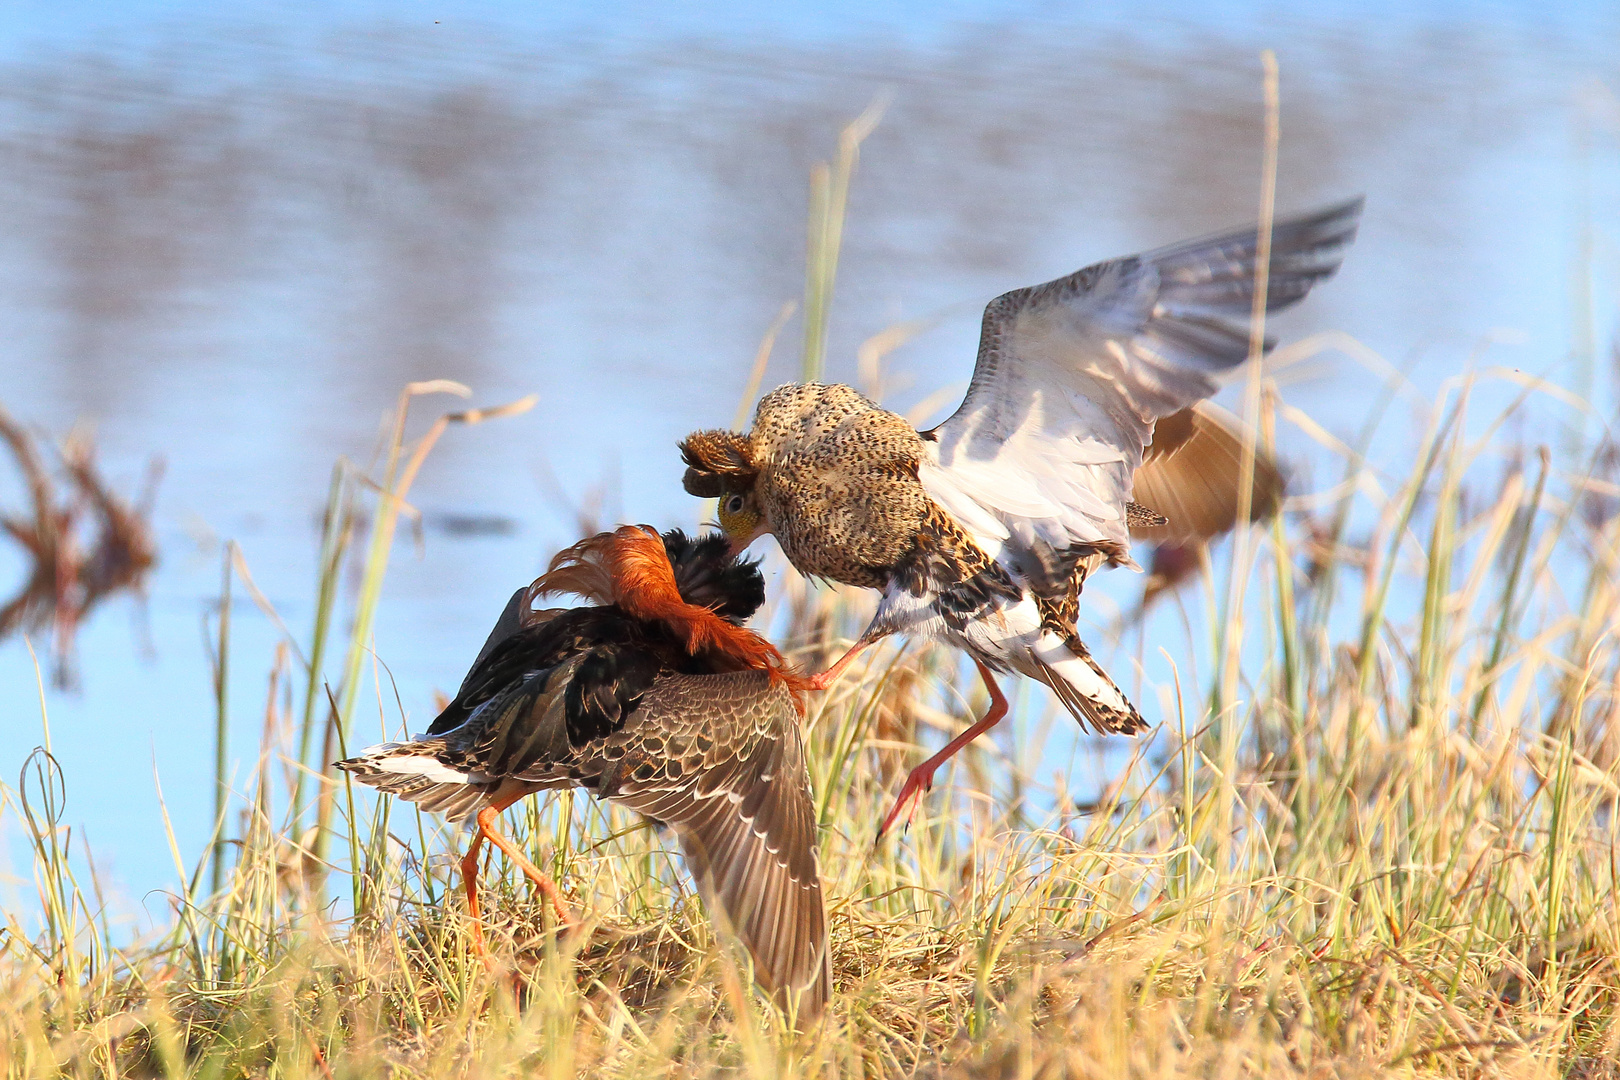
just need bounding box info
[715,487,766,556]
[564,524,809,705]
[679,429,767,556]
[660,527,765,623]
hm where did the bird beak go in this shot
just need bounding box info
[726,523,767,560]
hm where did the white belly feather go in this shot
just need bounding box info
[866,574,1138,730]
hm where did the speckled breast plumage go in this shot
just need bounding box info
[748,383,933,590]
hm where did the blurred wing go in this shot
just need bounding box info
[921,199,1359,557]
[590,671,831,1017]
[1128,403,1285,545]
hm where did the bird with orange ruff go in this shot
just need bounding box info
[681,200,1359,837]
[337,526,829,1016]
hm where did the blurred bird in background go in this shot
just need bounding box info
[681,199,1360,836]
[1127,401,1287,612]
[338,526,831,1017]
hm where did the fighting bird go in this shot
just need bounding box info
[1129,401,1287,611]
[337,526,831,1015]
[680,199,1360,836]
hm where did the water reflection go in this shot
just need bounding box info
[0,12,1615,912]
[4,18,1607,428]
[0,406,159,688]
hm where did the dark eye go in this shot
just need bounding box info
[724,494,745,514]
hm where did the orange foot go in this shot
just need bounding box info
[874,759,940,840]
[874,659,1010,841]
[462,800,580,973]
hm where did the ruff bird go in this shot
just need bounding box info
[680,199,1360,836]
[337,526,830,1015]
[1130,401,1287,610]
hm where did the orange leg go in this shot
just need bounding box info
[460,794,577,969]
[807,635,879,691]
[459,830,493,971]
[875,659,1009,840]
[475,802,575,927]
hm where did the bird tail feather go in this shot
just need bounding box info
[1030,635,1147,735]
[335,742,492,823]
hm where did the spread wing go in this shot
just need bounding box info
[570,670,831,1017]
[1128,403,1285,545]
[919,198,1360,561]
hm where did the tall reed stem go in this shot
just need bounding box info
[801,97,886,383]
[210,541,233,899]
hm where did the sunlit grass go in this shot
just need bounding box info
[2,352,1619,1077]
[5,84,1620,1076]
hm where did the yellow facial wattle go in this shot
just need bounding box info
[717,490,764,550]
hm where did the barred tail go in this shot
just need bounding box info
[1030,633,1147,735]
[335,742,493,823]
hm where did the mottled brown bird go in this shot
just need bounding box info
[337,526,830,1016]
[681,200,1359,836]
[1131,401,1287,609]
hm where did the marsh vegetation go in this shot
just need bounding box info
[3,16,1620,1078]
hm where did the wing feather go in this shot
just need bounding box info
[923,198,1359,559]
[599,671,831,1018]
[1129,403,1285,544]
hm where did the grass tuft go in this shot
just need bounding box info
[3,358,1620,1077]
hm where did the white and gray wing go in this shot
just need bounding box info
[919,198,1360,559]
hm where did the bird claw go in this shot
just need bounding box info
[874,766,937,842]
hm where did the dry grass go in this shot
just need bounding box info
[4,90,1618,1073]
[2,357,1619,1079]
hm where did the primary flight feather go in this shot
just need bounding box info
[680,199,1361,835]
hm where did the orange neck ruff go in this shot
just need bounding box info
[532,525,812,712]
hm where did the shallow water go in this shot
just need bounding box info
[0,2,1617,926]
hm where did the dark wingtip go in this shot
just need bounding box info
[1269,195,1365,272]
[1304,194,1365,227]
